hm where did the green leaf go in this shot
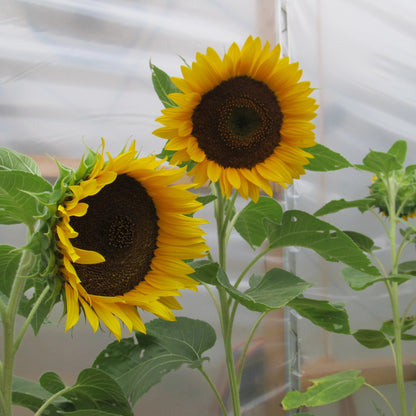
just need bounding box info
[188,259,219,285]
[342,267,411,291]
[61,411,124,416]
[18,278,59,335]
[387,140,407,164]
[93,317,216,405]
[0,245,21,297]
[288,297,351,334]
[0,147,41,175]
[314,198,373,217]
[63,368,133,415]
[150,62,181,108]
[398,261,416,276]
[342,267,383,290]
[196,194,217,206]
[234,196,283,247]
[343,231,379,253]
[381,316,416,340]
[0,170,52,226]
[352,329,390,349]
[12,376,68,414]
[217,267,312,312]
[304,144,352,171]
[40,372,66,394]
[265,210,378,275]
[357,150,402,175]
[282,370,365,409]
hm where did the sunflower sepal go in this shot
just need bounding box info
[150,61,181,109]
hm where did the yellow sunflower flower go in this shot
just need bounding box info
[153,35,318,202]
[56,141,208,340]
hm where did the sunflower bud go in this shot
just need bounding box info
[369,169,416,219]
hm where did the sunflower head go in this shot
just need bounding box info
[55,141,208,340]
[370,171,416,220]
[154,36,318,202]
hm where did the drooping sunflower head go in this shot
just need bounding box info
[56,141,208,340]
[154,36,318,201]
[370,172,416,220]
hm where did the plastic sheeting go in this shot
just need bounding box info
[1,0,416,415]
[288,0,416,414]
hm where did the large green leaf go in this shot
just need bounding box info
[150,62,181,108]
[217,267,312,312]
[234,196,283,247]
[0,170,51,226]
[282,370,365,409]
[93,317,216,405]
[0,147,41,174]
[288,297,351,334]
[314,198,373,217]
[265,210,378,275]
[304,144,352,171]
[0,245,21,298]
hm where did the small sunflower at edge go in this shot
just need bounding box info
[154,35,318,201]
[56,141,208,340]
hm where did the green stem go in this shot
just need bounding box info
[1,249,34,416]
[389,282,408,416]
[236,311,267,385]
[214,185,241,416]
[411,396,416,416]
[199,367,228,416]
[364,383,398,416]
[385,175,408,416]
[33,386,75,416]
[14,285,50,352]
[233,246,270,290]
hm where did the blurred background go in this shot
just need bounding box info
[1,0,416,414]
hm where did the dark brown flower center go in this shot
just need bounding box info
[70,174,159,297]
[191,76,283,169]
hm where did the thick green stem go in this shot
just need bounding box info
[214,184,241,416]
[1,249,34,416]
[385,175,408,416]
[390,282,408,416]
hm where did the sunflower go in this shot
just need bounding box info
[153,36,318,201]
[370,173,416,220]
[56,141,208,340]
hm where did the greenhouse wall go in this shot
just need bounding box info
[1,0,415,415]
